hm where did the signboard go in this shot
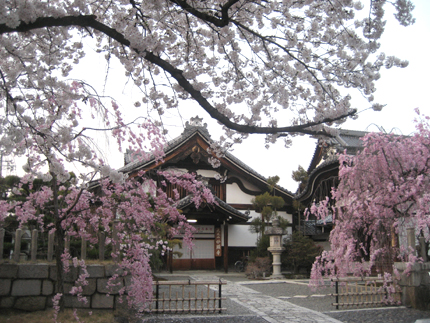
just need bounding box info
[193,225,214,234]
[214,227,222,257]
[173,224,214,238]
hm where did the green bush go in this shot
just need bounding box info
[282,232,323,275]
[249,234,270,260]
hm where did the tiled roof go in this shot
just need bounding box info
[119,117,294,197]
[175,194,250,223]
[298,129,368,201]
[330,129,368,154]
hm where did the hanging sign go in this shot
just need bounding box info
[214,227,222,257]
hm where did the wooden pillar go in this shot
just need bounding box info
[168,249,173,273]
[419,236,428,262]
[31,229,38,261]
[223,223,228,273]
[47,231,54,262]
[99,231,105,261]
[13,229,22,262]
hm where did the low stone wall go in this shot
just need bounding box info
[0,263,129,311]
[395,262,430,311]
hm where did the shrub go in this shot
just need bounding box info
[249,235,270,260]
[245,257,271,279]
[282,232,323,275]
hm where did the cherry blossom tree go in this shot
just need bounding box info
[0,0,415,149]
[0,77,214,316]
[310,110,430,284]
[0,0,418,316]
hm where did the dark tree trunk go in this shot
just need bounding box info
[52,174,65,310]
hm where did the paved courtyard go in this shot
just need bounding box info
[135,271,430,323]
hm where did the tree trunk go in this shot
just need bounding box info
[54,220,65,310]
[52,174,65,310]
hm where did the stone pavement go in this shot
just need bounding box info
[144,271,430,323]
[220,281,341,323]
[153,271,343,323]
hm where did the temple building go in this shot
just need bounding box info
[295,129,368,249]
[117,116,295,271]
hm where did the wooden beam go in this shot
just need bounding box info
[223,223,228,273]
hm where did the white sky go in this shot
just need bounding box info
[5,1,430,193]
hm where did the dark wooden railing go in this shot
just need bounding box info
[152,279,227,313]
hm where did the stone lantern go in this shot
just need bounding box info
[265,217,286,279]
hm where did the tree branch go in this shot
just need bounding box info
[0,14,357,137]
[168,0,240,27]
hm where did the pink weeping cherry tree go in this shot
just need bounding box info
[0,0,417,318]
[310,110,430,286]
[0,79,215,317]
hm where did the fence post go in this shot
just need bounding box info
[31,229,38,261]
[406,227,416,258]
[419,236,428,262]
[81,237,87,260]
[47,231,54,262]
[155,282,159,311]
[13,229,22,262]
[335,280,339,310]
[219,279,222,313]
[0,228,4,260]
[99,231,105,261]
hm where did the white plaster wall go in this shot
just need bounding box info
[222,224,258,247]
[277,211,293,225]
[248,210,261,220]
[246,211,292,224]
[235,177,260,191]
[226,182,255,204]
[196,169,218,177]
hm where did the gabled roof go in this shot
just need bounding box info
[297,129,368,204]
[119,116,294,200]
[175,195,250,224]
[306,129,368,174]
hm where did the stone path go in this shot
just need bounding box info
[143,272,430,323]
[189,274,343,323]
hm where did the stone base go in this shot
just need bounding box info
[270,274,284,280]
[395,262,430,310]
[402,286,430,311]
